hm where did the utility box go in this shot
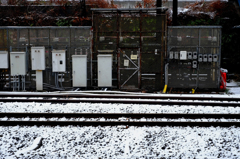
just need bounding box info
[174,52,179,59]
[180,51,187,60]
[10,52,26,75]
[203,54,208,62]
[208,54,213,62]
[213,55,218,62]
[31,46,45,70]
[72,55,87,87]
[198,54,203,62]
[0,51,8,69]
[193,52,197,59]
[52,50,66,72]
[187,52,192,59]
[192,61,197,68]
[98,54,112,87]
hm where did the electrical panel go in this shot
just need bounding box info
[0,51,8,69]
[198,54,203,62]
[31,47,45,70]
[208,54,212,62]
[213,55,218,62]
[193,52,197,59]
[174,52,179,59]
[72,55,87,87]
[192,61,197,68]
[180,51,187,60]
[167,26,221,90]
[203,54,208,62]
[98,54,112,87]
[187,52,192,60]
[52,50,66,72]
[10,52,26,75]
[168,50,218,66]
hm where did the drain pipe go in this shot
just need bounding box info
[163,63,169,93]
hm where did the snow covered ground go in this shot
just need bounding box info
[0,81,240,158]
[227,80,240,95]
[1,126,240,158]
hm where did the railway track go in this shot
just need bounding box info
[0,91,240,106]
[0,92,240,101]
[0,97,239,106]
[1,112,240,127]
[1,92,240,127]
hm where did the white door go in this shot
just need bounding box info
[72,55,87,87]
[98,55,112,87]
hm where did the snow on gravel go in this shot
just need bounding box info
[228,87,240,95]
[1,100,240,158]
[1,102,240,114]
[227,80,240,95]
[1,126,240,158]
[0,80,240,158]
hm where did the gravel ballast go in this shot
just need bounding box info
[1,102,240,114]
[0,101,240,158]
[1,84,240,158]
[1,126,240,158]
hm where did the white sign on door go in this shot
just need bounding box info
[124,60,129,66]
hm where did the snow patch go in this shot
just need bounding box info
[15,137,42,155]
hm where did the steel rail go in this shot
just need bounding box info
[1,112,240,119]
[1,113,240,127]
[1,120,239,127]
[0,98,239,106]
[0,93,239,101]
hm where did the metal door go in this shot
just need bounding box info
[72,55,87,87]
[118,48,140,89]
[10,52,26,75]
[98,54,112,87]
